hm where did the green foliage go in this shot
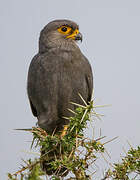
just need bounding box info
[8,97,140,179]
[8,99,106,180]
[8,159,45,180]
[103,147,140,180]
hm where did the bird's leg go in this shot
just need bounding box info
[61,125,68,137]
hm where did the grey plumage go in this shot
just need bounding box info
[27,19,93,133]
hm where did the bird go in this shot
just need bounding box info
[27,19,93,134]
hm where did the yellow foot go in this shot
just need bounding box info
[61,125,68,137]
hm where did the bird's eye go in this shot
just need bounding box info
[57,26,72,35]
[61,27,67,32]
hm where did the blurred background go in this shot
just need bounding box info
[0,0,140,179]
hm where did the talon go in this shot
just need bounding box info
[61,125,68,137]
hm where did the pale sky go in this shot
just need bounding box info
[1,0,140,179]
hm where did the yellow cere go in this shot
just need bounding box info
[57,25,79,39]
[66,29,79,39]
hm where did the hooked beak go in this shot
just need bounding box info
[66,29,83,42]
[75,32,82,42]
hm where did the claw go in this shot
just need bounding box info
[61,125,68,137]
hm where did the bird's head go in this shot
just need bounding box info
[39,19,82,53]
